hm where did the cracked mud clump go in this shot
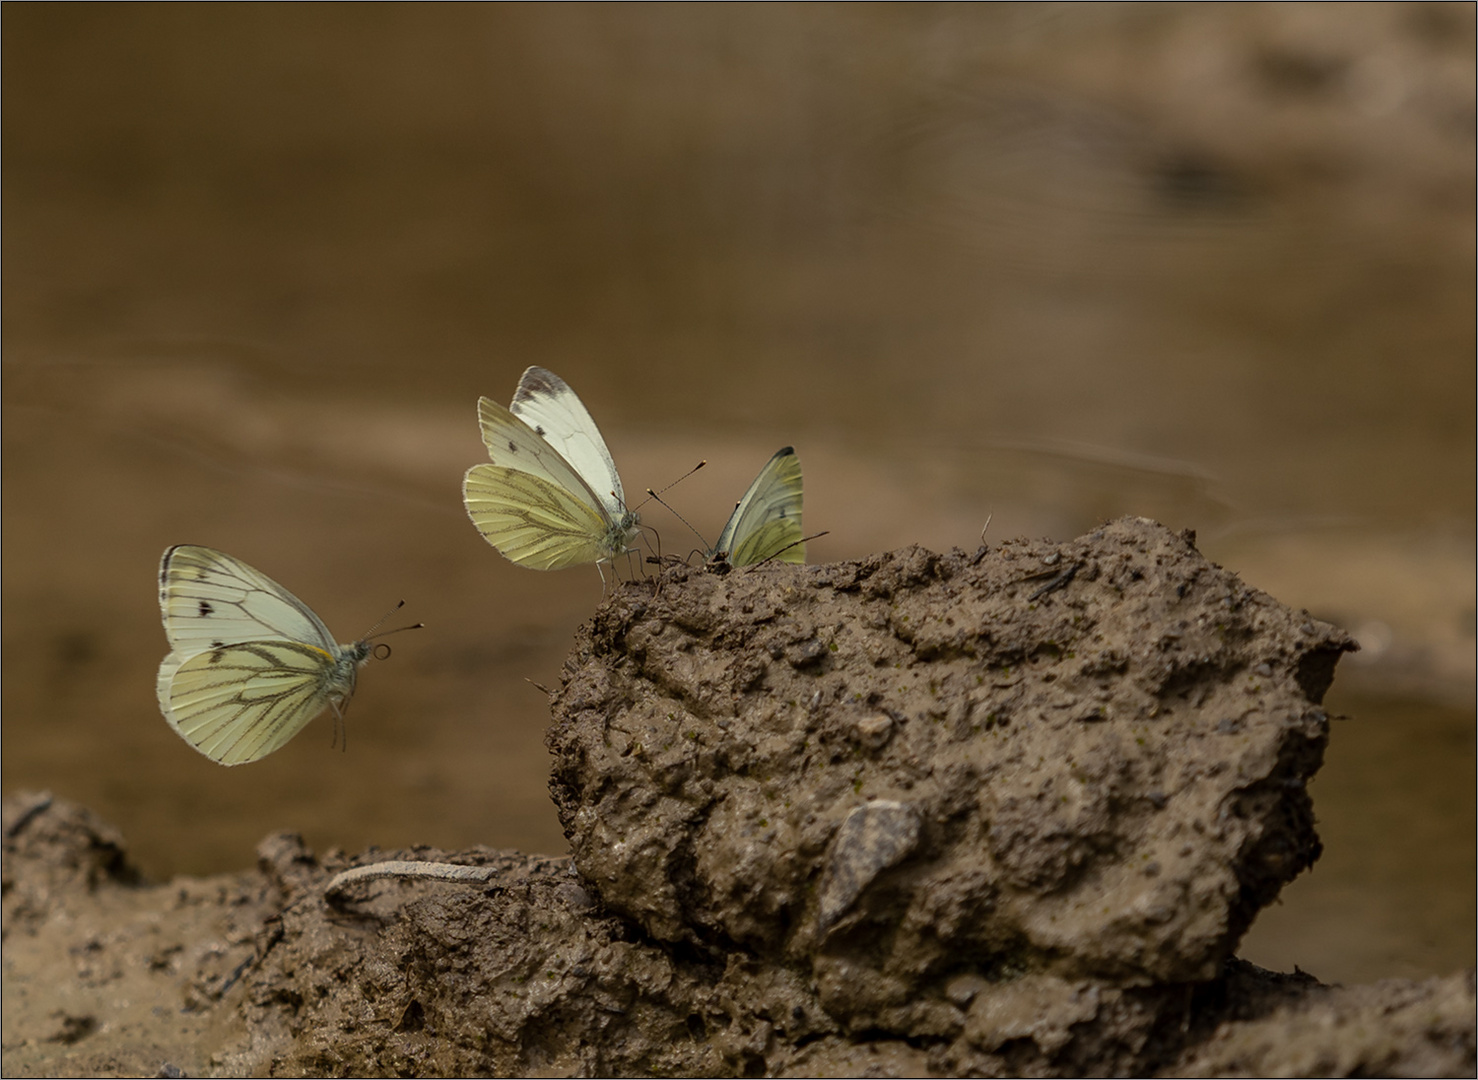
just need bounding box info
[548,518,1356,1037]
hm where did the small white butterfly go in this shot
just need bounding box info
[157,545,384,766]
[463,366,641,573]
[707,447,806,570]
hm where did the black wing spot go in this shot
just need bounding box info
[535,425,546,437]
[198,600,215,617]
[507,439,519,453]
[208,647,227,662]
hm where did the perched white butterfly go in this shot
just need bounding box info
[157,545,384,766]
[463,366,641,573]
[707,447,806,570]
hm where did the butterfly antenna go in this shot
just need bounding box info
[632,459,707,512]
[746,530,831,570]
[627,461,708,579]
[363,600,406,638]
[361,601,424,658]
[644,487,713,553]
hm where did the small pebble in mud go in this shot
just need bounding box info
[817,800,922,932]
[945,972,990,1007]
[852,714,893,749]
[556,882,595,912]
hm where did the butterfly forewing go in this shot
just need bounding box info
[508,366,628,518]
[475,397,618,521]
[159,545,336,654]
[714,447,805,567]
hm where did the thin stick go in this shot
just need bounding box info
[324,860,500,902]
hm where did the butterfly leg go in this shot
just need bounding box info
[330,699,348,753]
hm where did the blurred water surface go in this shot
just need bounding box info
[4,5,1472,985]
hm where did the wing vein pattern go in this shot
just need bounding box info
[712,447,805,568]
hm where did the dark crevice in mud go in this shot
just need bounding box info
[4,520,1472,1077]
[1294,640,1357,703]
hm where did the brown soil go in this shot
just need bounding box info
[4,520,1473,1077]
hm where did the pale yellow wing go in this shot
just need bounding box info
[713,447,805,567]
[463,463,628,570]
[164,640,359,766]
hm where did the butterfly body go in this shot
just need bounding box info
[157,545,374,766]
[707,447,805,571]
[464,367,640,572]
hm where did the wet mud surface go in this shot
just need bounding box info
[5,520,1472,1077]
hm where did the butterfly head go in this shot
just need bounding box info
[308,643,367,719]
[341,639,375,667]
[605,509,642,560]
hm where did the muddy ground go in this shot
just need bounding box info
[4,519,1472,1077]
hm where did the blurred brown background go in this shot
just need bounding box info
[4,5,1472,985]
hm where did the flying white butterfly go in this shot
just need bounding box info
[156,545,390,766]
[463,366,641,573]
[707,447,806,570]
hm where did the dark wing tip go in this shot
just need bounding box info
[160,544,198,583]
[514,366,568,405]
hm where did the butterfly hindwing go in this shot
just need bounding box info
[713,447,806,568]
[463,464,618,570]
[166,640,359,766]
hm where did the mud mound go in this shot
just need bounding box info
[549,519,1351,1033]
